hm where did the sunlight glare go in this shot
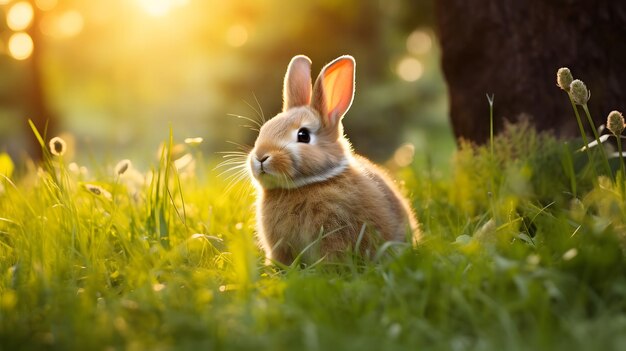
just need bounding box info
[0,0,11,4]
[136,0,188,17]
[396,57,423,82]
[8,32,34,60]
[7,1,34,31]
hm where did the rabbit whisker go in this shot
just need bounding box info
[215,159,247,169]
[218,165,248,179]
[252,92,266,124]
[224,168,252,196]
[226,141,253,153]
[243,93,266,125]
[214,159,247,171]
[216,151,248,156]
[228,113,262,129]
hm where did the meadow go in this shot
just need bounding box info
[1,97,626,350]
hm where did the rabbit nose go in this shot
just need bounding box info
[257,155,269,163]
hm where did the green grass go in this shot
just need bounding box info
[1,120,626,351]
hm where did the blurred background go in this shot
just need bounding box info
[0,0,454,172]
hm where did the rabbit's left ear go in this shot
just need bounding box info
[312,55,355,127]
[283,55,312,111]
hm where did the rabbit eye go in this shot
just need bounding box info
[297,128,311,143]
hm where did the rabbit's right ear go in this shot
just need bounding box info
[283,55,312,111]
[311,56,355,128]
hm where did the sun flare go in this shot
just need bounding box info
[135,0,188,17]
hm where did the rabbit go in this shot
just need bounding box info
[248,54,420,265]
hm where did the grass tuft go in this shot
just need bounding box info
[1,116,626,350]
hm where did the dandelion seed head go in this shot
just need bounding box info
[556,67,573,92]
[569,79,590,105]
[607,110,625,136]
[115,159,132,176]
[49,136,66,156]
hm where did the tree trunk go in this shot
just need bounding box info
[25,1,56,160]
[435,0,626,143]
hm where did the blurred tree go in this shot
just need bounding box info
[2,0,447,165]
[0,0,56,161]
[26,0,57,160]
[436,0,626,144]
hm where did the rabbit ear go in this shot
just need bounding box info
[312,55,355,127]
[283,55,312,111]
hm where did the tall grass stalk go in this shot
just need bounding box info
[487,93,494,158]
[615,136,626,199]
[581,104,613,176]
[486,94,497,222]
[567,96,593,165]
[561,142,577,197]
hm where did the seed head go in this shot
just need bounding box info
[569,80,590,105]
[84,184,112,200]
[115,159,132,176]
[49,137,67,156]
[557,67,573,92]
[607,110,625,136]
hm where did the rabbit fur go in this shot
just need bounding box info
[248,55,420,265]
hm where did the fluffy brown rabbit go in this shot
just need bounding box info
[248,54,420,265]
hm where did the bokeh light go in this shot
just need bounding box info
[7,1,35,31]
[8,32,34,60]
[406,29,432,55]
[57,10,83,38]
[393,143,416,167]
[226,25,249,47]
[396,57,423,82]
[40,10,84,38]
[35,0,58,11]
